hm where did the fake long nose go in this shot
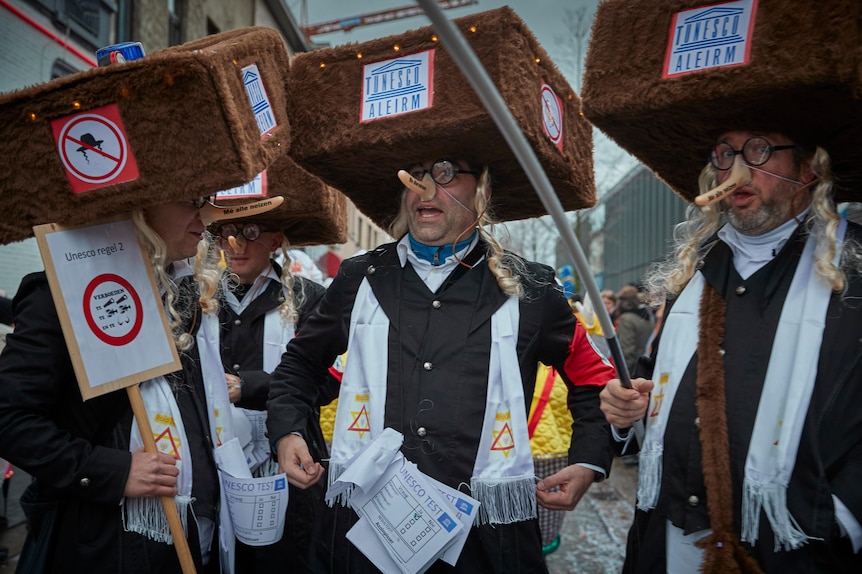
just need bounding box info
[228,234,247,255]
[695,158,752,206]
[398,169,437,201]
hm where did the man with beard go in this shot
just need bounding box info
[583,1,862,570]
[600,127,862,571]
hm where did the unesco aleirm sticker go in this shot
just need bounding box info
[663,0,758,78]
[361,50,434,122]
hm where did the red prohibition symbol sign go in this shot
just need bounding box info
[540,83,564,151]
[58,114,128,183]
[50,104,140,193]
[83,273,144,346]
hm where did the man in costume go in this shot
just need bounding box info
[583,0,862,571]
[266,8,615,572]
[213,168,346,572]
[0,29,293,572]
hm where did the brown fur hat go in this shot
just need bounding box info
[0,27,291,245]
[582,0,862,202]
[286,7,595,231]
[209,156,348,247]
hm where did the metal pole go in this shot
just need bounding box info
[414,0,644,445]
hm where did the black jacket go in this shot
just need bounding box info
[0,272,217,573]
[268,242,613,573]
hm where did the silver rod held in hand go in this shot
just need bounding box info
[415,0,644,446]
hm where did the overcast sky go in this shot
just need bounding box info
[292,0,600,86]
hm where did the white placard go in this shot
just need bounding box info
[34,218,180,400]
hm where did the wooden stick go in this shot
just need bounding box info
[126,385,197,574]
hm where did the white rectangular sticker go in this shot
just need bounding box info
[361,49,434,122]
[215,171,267,200]
[663,0,758,78]
[242,64,277,136]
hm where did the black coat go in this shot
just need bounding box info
[0,272,218,573]
[268,242,614,573]
[217,270,328,573]
[625,223,862,573]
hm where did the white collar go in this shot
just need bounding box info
[224,262,281,313]
[396,235,479,292]
[717,208,809,279]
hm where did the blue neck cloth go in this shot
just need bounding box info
[408,232,477,266]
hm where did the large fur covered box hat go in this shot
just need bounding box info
[582,0,862,202]
[286,6,595,231]
[0,26,291,244]
[210,157,348,247]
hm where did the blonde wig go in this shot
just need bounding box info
[132,211,219,351]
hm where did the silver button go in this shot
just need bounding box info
[232,363,240,371]
[432,300,442,309]
[688,495,699,506]
[80,478,90,487]
[694,417,700,429]
[367,265,376,275]
[735,285,746,296]
[417,427,427,437]
[234,318,242,326]
[423,362,433,371]
[719,349,726,356]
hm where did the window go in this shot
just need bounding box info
[26,0,116,49]
[168,0,183,46]
[65,0,100,37]
[51,59,78,79]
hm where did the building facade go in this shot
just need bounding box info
[559,165,688,295]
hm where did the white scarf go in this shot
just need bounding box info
[328,273,536,525]
[718,209,809,280]
[223,266,295,477]
[639,218,846,550]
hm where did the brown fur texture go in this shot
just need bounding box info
[285,7,595,230]
[694,282,763,573]
[582,0,862,203]
[0,27,291,244]
[211,156,348,246]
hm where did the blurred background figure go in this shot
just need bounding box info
[614,285,655,374]
[600,289,618,324]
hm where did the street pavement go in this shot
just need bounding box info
[546,457,637,574]
[0,459,639,572]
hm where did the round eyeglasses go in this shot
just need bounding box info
[709,137,795,171]
[190,196,213,209]
[408,160,480,186]
[215,222,272,242]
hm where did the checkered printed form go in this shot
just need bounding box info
[222,473,289,546]
[330,429,477,573]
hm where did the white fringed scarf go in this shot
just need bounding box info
[639,218,846,551]
[327,277,536,525]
